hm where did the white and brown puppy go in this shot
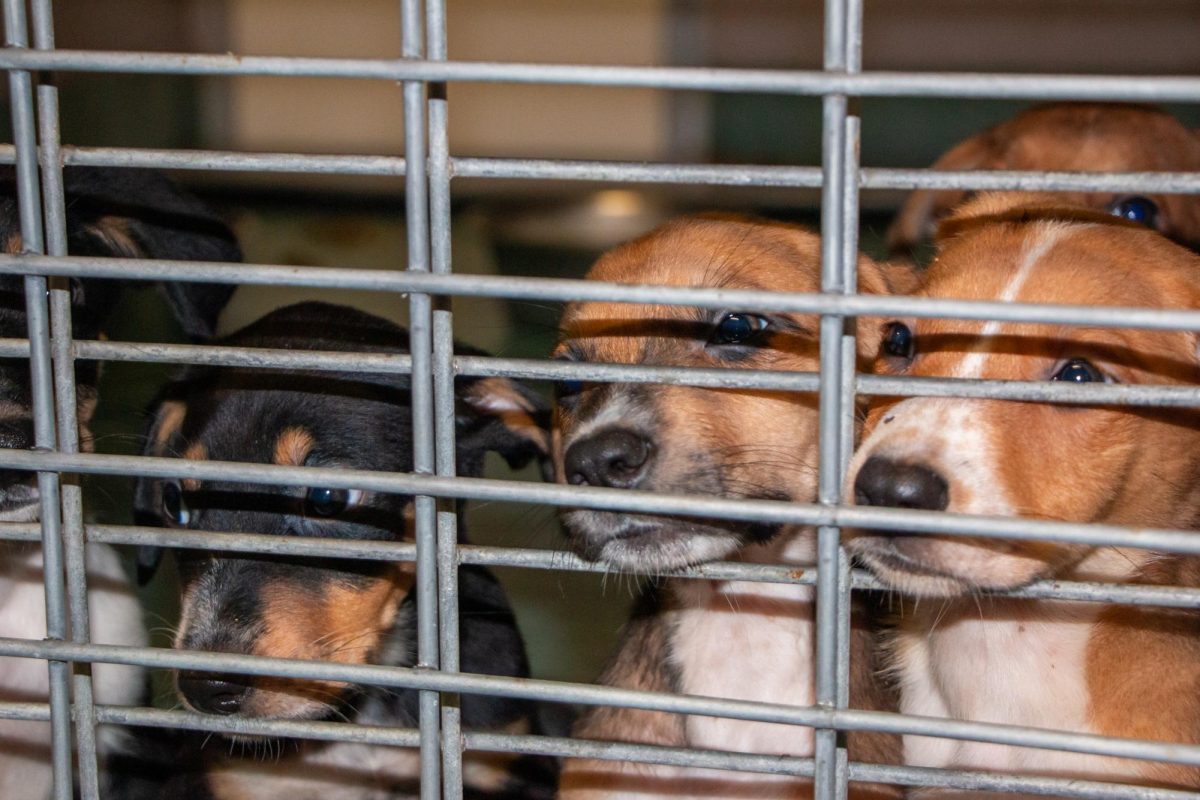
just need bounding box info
[552,216,915,799]
[848,194,1200,797]
[888,103,1200,257]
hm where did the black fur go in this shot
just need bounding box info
[119,302,558,799]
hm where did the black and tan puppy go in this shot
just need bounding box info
[131,301,555,799]
[0,166,239,799]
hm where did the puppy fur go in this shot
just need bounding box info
[0,165,240,798]
[128,302,555,800]
[552,216,915,799]
[887,103,1200,257]
[847,195,1200,797]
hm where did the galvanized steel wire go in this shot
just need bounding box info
[2,1,1199,798]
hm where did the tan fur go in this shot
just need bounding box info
[272,426,315,467]
[82,216,143,259]
[555,217,911,798]
[245,569,411,718]
[463,376,551,456]
[888,103,1200,255]
[4,233,22,254]
[151,400,186,455]
[849,195,1200,791]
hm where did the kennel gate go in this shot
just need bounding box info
[2,0,1200,798]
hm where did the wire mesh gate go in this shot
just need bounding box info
[1,1,1200,799]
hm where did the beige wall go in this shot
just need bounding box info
[221,0,671,160]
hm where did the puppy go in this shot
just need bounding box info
[131,301,556,800]
[0,166,239,799]
[847,194,1200,796]
[551,216,915,799]
[887,103,1200,258]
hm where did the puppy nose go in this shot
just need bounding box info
[854,457,949,511]
[177,672,249,715]
[563,429,653,489]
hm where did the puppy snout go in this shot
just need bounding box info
[177,671,249,715]
[854,457,949,512]
[563,428,653,489]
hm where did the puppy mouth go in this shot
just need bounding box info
[562,509,780,571]
[850,535,976,598]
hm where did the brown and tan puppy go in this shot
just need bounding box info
[888,103,1200,257]
[552,216,915,799]
[848,194,1200,797]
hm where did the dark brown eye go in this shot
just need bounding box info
[1052,359,1105,384]
[1108,196,1158,228]
[304,487,363,517]
[882,322,914,359]
[710,313,769,346]
[161,481,189,526]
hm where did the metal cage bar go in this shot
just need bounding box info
[1,1,1198,797]
[1,2,75,798]
[29,1,103,795]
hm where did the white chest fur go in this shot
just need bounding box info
[897,598,1130,798]
[0,543,146,800]
[664,530,817,797]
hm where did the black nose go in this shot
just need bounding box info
[854,457,949,511]
[563,429,653,489]
[177,672,249,715]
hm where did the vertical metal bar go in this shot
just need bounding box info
[835,2,864,797]
[2,2,73,798]
[29,2,101,796]
[425,1,463,797]
[402,0,442,797]
[816,0,852,797]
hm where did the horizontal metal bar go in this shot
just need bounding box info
[4,145,1200,197]
[1,522,1193,607]
[0,518,1179,610]
[0,449,1197,555]
[0,339,1192,409]
[0,701,1180,799]
[2,49,1200,101]
[5,254,1200,334]
[473,733,1196,800]
[2,637,1199,771]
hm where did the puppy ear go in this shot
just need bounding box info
[855,256,919,365]
[132,396,188,585]
[859,256,919,297]
[65,167,241,340]
[456,377,552,480]
[886,130,1003,257]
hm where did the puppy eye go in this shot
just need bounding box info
[304,487,362,517]
[1051,358,1105,383]
[882,321,914,359]
[1109,196,1158,228]
[161,481,190,526]
[710,313,769,346]
[555,379,584,403]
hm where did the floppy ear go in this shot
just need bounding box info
[855,256,920,366]
[456,376,552,480]
[886,130,1003,257]
[132,396,188,585]
[65,167,241,340]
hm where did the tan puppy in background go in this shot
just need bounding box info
[849,194,1200,797]
[552,216,915,799]
[888,103,1200,257]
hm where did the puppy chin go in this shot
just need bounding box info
[850,534,1048,598]
[562,510,745,572]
